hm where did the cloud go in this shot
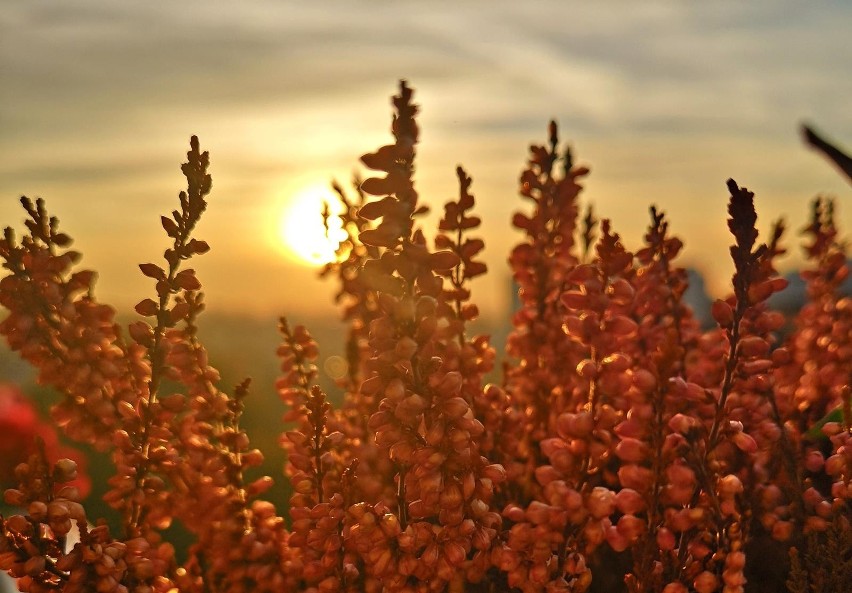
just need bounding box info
[2,0,850,314]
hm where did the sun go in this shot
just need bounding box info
[279,184,346,266]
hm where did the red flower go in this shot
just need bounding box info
[0,384,90,498]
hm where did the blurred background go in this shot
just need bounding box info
[1,0,851,537]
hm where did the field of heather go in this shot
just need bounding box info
[2,4,852,593]
[0,80,850,593]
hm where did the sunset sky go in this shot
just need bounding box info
[2,1,850,319]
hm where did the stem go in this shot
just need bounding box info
[635,383,667,592]
[313,400,325,504]
[706,298,747,456]
[453,221,465,346]
[765,388,805,526]
[397,465,408,530]
[130,186,204,534]
[128,254,182,534]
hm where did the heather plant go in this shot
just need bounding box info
[0,82,850,593]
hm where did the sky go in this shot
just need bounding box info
[1,0,851,320]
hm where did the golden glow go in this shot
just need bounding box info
[279,184,346,266]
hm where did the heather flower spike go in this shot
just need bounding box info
[580,204,598,262]
[726,179,765,303]
[435,166,487,340]
[1,83,850,593]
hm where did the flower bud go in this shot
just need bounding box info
[668,413,698,434]
[584,520,606,547]
[482,464,507,483]
[693,571,718,593]
[772,520,793,541]
[605,525,629,552]
[439,483,463,509]
[535,465,562,486]
[50,517,72,537]
[771,347,791,365]
[712,299,734,327]
[803,486,823,507]
[444,541,466,566]
[47,501,70,522]
[631,369,657,392]
[726,550,746,571]
[615,438,647,463]
[587,487,616,519]
[421,544,440,567]
[128,321,154,344]
[469,498,488,517]
[601,353,631,373]
[618,464,653,490]
[606,316,638,336]
[805,450,825,473]
[684,382,706,402]
[576,359,598,380]
[441,397,469,419]
[385,378,406,401]
[667,464,696,488]
[395,337,419,359]
[28,501,48,521]
[738,336,769,358]
[472,526,493,551]
[379,513,400,538]
[425,421,445,445]
[614,418,643,439]
[437,372,463,396]
[502,505,525,523]
[3,490,25,507]
[607,278,635,305]
[718,474,744,496]
[570,411,594,437]
[731,431,757,454]
[656,528,676,551]
[247,476,274,497]
[615,488,645,515]
[561,291,588,310]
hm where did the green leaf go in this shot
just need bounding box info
[805,406,844,441]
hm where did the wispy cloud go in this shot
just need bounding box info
[2,0,850,314]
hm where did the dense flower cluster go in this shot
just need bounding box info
[0,82,849,593]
